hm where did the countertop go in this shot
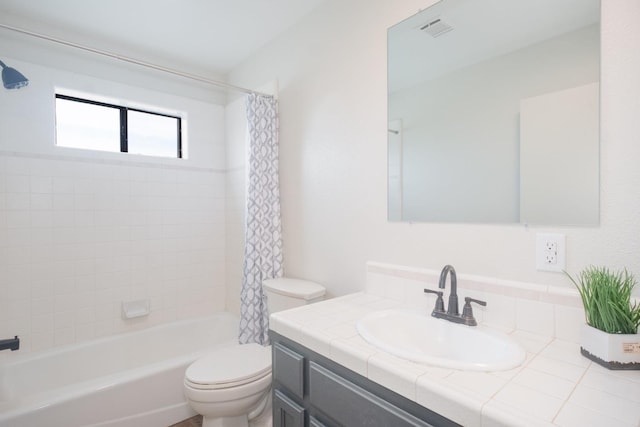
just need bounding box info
[269,292,640,427]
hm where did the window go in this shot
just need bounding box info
[55,94,182,158]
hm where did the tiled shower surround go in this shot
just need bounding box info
[0,152,227,356]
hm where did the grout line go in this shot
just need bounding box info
[550,363,590,425]
[0,150,226,174]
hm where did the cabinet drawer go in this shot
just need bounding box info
[273,342,305,398]
[309,362,434,427]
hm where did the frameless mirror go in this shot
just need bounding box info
[388,0,600,225]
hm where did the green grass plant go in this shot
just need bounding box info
[566,266,640,334]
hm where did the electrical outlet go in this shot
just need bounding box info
[536,233,566,272]
[545,252,557,264]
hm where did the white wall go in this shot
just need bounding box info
[227,0,640,297]
[0,35,228,355]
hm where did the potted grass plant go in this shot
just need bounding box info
[566,266,640,370]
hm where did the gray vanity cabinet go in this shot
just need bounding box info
[271,332,460,427]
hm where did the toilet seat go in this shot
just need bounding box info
[185,344,272,390]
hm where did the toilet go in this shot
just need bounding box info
[183,277,326,427]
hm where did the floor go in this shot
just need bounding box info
[169,412,272,427]
[169,415,202,427]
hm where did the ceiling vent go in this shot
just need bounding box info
[419,18,453,38]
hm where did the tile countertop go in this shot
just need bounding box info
[269,292,640,427]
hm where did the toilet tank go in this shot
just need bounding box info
[263,277,326,314]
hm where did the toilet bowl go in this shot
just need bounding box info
[184,344,272,427]
[183,277,326,427]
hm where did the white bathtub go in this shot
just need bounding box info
[0,313,239,427]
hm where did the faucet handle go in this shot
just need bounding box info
[461,297,487,326]
[424,288,445,313]
[465,297,487,307]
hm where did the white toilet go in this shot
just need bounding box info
[183,277,326,427]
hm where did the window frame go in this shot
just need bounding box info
[55,93,183,158]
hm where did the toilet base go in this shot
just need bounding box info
[201,393,272,427]
[203,415,248,427]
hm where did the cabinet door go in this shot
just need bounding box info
[273,389,306,427]
[309,416,328,427]
[274,342,305,398]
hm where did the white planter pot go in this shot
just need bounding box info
[580,324,640,370]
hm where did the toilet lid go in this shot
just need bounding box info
[263,278,326,300]
[185,344,272,388]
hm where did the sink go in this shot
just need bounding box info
[356,309,526,371]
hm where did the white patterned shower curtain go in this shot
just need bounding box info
[239,93,283,345]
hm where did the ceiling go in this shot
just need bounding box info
[0,0,327,76]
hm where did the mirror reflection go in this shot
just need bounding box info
[388,0,600,225]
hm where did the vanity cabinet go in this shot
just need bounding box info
[271,332,460,427]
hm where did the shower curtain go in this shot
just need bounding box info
[239,93,283,345]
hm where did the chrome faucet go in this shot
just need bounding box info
[423,265,486,326]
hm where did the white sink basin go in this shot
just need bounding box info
[357,309,526,371]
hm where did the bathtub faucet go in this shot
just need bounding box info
[0,336,20,351]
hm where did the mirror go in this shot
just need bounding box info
[388,0,600,225]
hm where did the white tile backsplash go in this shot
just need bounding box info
[0,152,226,356]
[554,305,584,343]
[365,262,584,341]
[515,299,555,336]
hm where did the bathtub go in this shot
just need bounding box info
[0,313,239,427]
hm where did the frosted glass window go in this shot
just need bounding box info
[128,110,179,157]
[56,97,121,153]
[54,94,182,158]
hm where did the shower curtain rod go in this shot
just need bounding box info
[0,22,272,98]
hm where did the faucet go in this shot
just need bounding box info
[423,265,486,326]
[439,264,459,316]
[0,336,19,351]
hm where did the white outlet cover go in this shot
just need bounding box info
[536,233,566,272]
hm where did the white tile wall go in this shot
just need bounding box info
[224,167,245,316]
[0,152,227,356]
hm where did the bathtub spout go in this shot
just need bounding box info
[0,336,20,351]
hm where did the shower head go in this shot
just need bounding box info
[0,59,29,89]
